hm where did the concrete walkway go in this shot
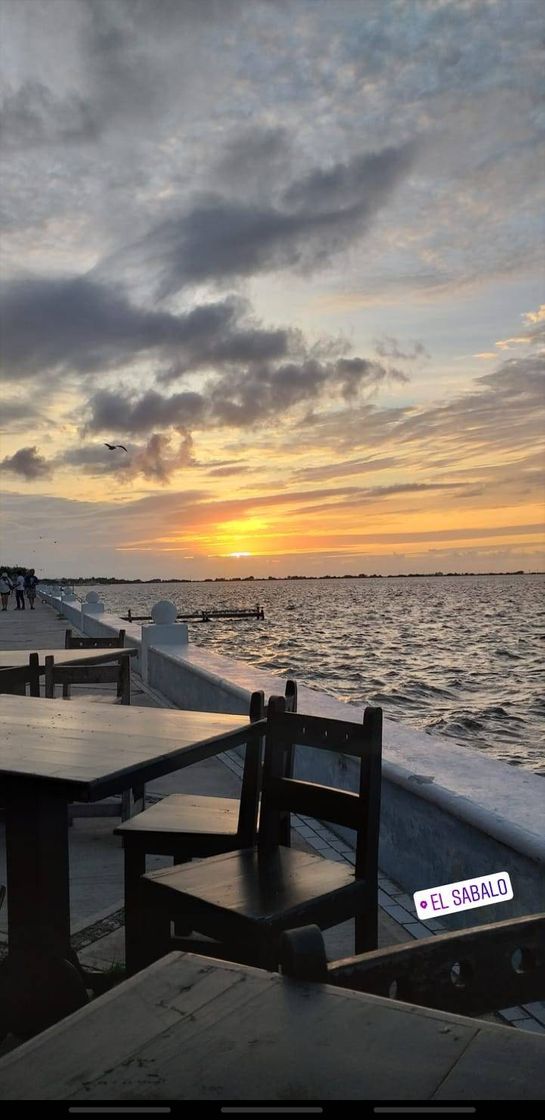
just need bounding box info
[1,597,541,1041]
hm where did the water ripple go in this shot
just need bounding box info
[89,573,544,771]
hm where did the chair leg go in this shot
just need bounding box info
[355,902,378,954]
[131,879,172,976]
[120,786,145,821]
[124,846,151,976]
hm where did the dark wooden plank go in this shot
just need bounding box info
[65,629,126,649]
[0,648,136,669]
[327,911,545,1015]
[0,696,260,797]
[265,776,361,828]
[267,710,369,755]
[1,952,542,1102]
[145,846,356,920]
[117,794,240,836]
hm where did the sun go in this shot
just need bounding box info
[215,516,267,557]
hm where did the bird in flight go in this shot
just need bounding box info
[105,443,128,452]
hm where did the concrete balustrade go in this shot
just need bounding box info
[140,600,188,681]
[39,589,545,928]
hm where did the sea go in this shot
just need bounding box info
[79,573,544,773]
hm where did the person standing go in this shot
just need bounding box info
[15,571,26,609]
[0,572,12,611]
[25,568,39,610]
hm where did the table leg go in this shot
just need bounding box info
[0,780,88,1038]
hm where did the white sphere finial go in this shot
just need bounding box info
[151,599,177,624]
[86,590,100,603]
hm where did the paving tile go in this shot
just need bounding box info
[418,916,446,931]
[499,1006,525,1022]
[402,922,433,940]
[392,892,417,913]
[378,876,401,894]
[521,1002,545,1027]
[510,1019,545,1035]
[380,901,414,923]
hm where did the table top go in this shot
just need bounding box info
[0,694,257,798]
[0,647,136,669]
[0,951,542,1101]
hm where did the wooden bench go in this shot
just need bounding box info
[44,652,131,704]
[279,913,545,1016]
[0,654,40,698]
[64,628,126,649]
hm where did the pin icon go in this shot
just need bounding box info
[420,899,428,909]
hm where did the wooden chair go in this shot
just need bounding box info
[65,629,126,649]
[134,699,382,975]
[44,653,136,820]
[0,654,40,697]
[61,627,127,694]
[279,913,545,1017]
[44,653,131,704]
[118,682,296,976]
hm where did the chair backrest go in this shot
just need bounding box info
[259,703,382,882]
[65,629,126,648]
[44,654,131,704]
[236,680,298,847]
[280,913,545,1017]
[0,653,40,697]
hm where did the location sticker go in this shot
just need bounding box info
[414,871,513,920]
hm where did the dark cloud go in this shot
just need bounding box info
[0,277,281,380]
[126,431,196,484]
[0,82,99,149]
[58,444,132,476]
[0,400,45,432]
[58,429,196,484]
[0,275,188,379]
[84,389,207,435]
[136,140,418,296]
[212,126,294,197]
[374,337,430,362]
[83,352,403,436]
[0,445,52,480]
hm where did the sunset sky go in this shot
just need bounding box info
[1,0,544,579]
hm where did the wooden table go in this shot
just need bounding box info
[0,951,543,1101]
[0,695,261,1038]
[0,647,137,669]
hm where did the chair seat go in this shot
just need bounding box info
[116,794,240,839]
[144,846,359,929]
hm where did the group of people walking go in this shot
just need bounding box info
[0,570,39,611]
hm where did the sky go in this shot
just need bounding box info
[0,0,544,579]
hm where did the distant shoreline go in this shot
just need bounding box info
[38,570,543,584]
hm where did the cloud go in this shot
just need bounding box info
[0,81,99,149]
[374,337,430,362]
[496,304,545,351]
[212,126,294,198]
[0,445,52,480]
[0,275,308,385]
[58,443,133,476]
[126,431,196,484]
[0,400,46,432]
[83,353,405,436]
[132,140,418,296]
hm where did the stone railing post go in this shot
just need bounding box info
[141,600,188,684]
[81,590,105,633]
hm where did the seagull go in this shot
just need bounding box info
[105,443,128,452]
